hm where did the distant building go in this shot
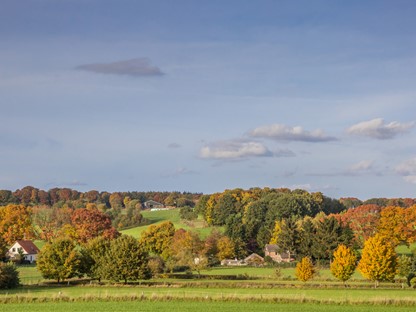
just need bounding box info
[264,244,294,263]
[7,240,40,264]
[220,258,246,266]
[244,253,265,266]
[143,200,165,209]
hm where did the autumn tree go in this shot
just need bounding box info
[216,236,235,261]
[101,235,151,283]
[170,229,205,275]
[139,221,175,261]
[295,257,315,282]
[330,244,357,284]
[37,238,82,283]
[71,207,119,243]
[0,204,34,245]
[333,204,381,247]
[357,234,398,287]
[377,206,407,246]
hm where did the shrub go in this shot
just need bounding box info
[0,262,20,289]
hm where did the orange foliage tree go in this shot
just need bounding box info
[0,204,34,244]
[71,207,119,243]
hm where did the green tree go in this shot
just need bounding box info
[397,255,412,288]
[295,257,315,282]
[102,235,151,283]
[276,217,300,261]
[36,238,81,283]
[312,216,353,262]
[298,218,315,259]
[81,236,111,282]
[330,244,357,284]
[0,262,20,289]
[357,234,398,287]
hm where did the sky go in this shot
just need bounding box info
[1,0,416,200]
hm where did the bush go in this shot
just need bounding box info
[0,262,20,289]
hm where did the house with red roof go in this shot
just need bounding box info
[7,240,40,264]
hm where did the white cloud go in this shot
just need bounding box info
[395,158,416,184]
[348,160,374,172]
[199,140,274,160]
[347,118,414,140]
[249,124,337,142]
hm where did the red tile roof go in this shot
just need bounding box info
[16,240,40,254]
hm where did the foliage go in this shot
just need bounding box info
[0,262,20,289]
[312,216,354,262]
[216,236,235,261]
[81,236,111,281]
[179,206,198,221]
[295,257,315,282]
[101,235,151,283]
[357,234,398,286]
[139,221,175,260]
[71,207,120,243]
[36,238,82,283]
[0,204,34,245]
[333,204,381,247]
[330,244,357,283]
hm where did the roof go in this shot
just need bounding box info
[244,253,264,262]
[264,244,279,252]
[14,240,40,254]
[144,200,164,206]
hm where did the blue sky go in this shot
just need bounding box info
[1,0,416,199]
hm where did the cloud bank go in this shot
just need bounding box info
[396,157,416,184]
[199,140,274,160]
[76,58,164,77]
[347,118,414,139]
[249,124,337,142]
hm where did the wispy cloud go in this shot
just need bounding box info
[348,160,374,173]
[347,118,414,140]
[396,157,416,184]
[249,124,337,142]
[308,160,378,177]
[199,139,275,160]
[75,58,164,77]
[162,167,197,178]
[167,143,181,149]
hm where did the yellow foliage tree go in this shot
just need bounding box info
[295,257,315,282]
[330,244,356,284]
[357,234,398,287]
[269,220,282,245]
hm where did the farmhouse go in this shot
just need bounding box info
[143,200,165,210]
[264,244,293,263]
[244,253,265,266]
[7,240,40,264]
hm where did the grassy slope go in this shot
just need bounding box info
[121,208,221,239]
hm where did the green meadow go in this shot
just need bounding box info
[120,208,223,239]
[2,301,416,312]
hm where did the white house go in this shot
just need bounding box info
[7,240,40,264]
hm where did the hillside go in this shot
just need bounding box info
[120,208,222,239]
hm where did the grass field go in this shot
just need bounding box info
[120,208,222,239]
[2,301,416,312]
